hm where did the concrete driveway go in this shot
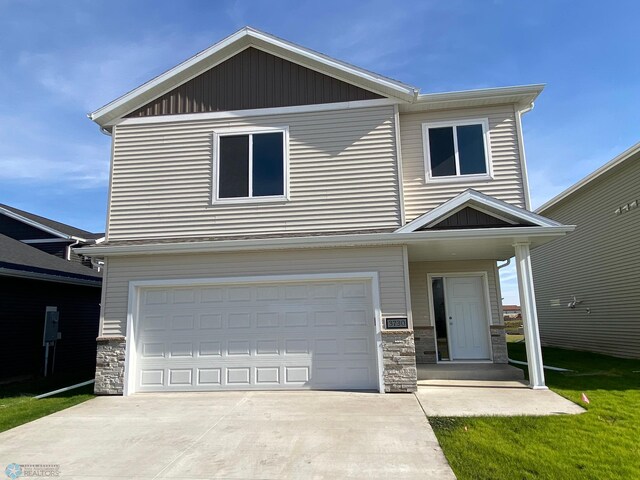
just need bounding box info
[0,391,455,479]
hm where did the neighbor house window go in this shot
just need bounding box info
[423,119,491,181]
[215,129,287,201]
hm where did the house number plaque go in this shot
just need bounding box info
[385,317,409,329]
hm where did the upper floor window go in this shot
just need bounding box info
[215,128,288,202]
[422,119,491,182]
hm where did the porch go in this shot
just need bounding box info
[398,190,576,390]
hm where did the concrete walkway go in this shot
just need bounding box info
[0,391,456,479]
[416,380,585,416]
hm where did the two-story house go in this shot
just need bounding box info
[78,27,573,395]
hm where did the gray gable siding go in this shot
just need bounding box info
[126,47,382,118]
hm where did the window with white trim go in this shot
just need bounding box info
[423,119,491,181]
[215,129,287,201]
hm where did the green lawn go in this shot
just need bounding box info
[430,344,640,479]
[0,374,95,433]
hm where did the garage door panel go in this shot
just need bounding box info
[134,279,378,392]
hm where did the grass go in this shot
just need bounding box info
[430,343,640,479]
[506,334,524,343]
[0,374,95,433]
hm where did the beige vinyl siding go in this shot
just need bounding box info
[100,246,406,336]
[108,105,400,240]
[531,155,640,358]
[408,260,501,327]
[399,105,525,222]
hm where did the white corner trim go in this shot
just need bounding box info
[422,118,493,184]
[122,271,385,395]
[536,140,640,213]
[114,98,398,127]
[515,104,533,210]
[393,104,406,225]
[395,189,562,233]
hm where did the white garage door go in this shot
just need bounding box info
[133,278,379,392]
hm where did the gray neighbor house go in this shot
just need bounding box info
[77,27,576,395]
[531,142,640,358]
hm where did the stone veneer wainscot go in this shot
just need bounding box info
[95,336,126,395]
[381,330,418,393]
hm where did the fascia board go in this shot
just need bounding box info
[75,225,574,257]
[0,207,74,240]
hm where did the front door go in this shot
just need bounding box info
[445,276,491,360]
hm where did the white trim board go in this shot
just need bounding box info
[123,272,385,396]
[396,189,563,233]
[115,98,399,127]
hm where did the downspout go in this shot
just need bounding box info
[515,102,534,210]
[497,258,511,270]
[66,238,82,261]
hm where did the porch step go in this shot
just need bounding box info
[417,364,525,382]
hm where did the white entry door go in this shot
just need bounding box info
[445,276,491,360]
[132,278,379,393]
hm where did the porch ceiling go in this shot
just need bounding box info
[404,226,571,262]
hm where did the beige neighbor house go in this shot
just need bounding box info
[78,27,574,395]
[532,142,640,359]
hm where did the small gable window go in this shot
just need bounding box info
[423,119,491,181]
[215,128,288,202]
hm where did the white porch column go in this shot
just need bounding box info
[514,242,547,389]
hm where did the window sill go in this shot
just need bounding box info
[425,174,493,185]
[211,196,290,206]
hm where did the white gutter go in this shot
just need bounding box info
[75,225,574,257]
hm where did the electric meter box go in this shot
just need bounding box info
[43,310,59,345]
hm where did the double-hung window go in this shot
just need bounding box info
[215,128,288,201]
[423,119,491,181]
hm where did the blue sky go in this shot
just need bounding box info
[1,0,638,303]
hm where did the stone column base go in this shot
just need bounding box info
[95,336,126,395]
[490,325,508,364]
[381,331,417,393]
[413,326,437,364]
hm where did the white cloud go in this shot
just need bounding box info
[0,143,109,188]
[17,31,214,112]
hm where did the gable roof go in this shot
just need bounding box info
[90,27,419,127]
[0,233,101,284]
[537,141,640,213]
[396,189,562,233]
[0,204,103,241]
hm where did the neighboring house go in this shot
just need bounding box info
[0,232,102,380]
[503,305,522,319]
[532,142,640,359]
[0,203,104,269]
[78,27,573,395]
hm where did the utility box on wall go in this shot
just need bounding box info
[43,307,59,345]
